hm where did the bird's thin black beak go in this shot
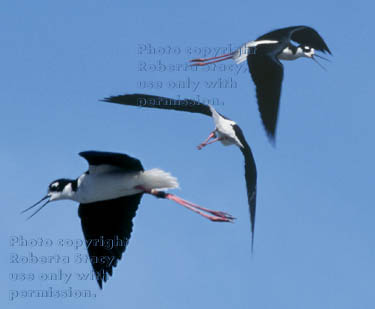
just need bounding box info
[314,54,331,62]
[311,55,327,71]
[21,195,50,220]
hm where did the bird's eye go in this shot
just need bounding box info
[49,182,59,190]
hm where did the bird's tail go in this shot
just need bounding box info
[140,169,179,191]
[232,41,255,64]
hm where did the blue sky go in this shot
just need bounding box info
[1,1,374,308]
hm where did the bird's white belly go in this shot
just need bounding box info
[210,106,243,148]
[278,47,299,61]
[216,123,242,147]
[74,173,142,204]
[218,135,236,146]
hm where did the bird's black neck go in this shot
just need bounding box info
[287,43,298,55]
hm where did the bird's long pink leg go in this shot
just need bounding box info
[137,186,234,222]
[197,137,221,150]
[190,56,233,66]
[165,193,235,222]
[190,52,234,63]
[197,131,218,150]
[205,137,220,145]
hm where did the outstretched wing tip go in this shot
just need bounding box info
[266,132,277,147]
[101,93,212,116]
[250,232,255,254]
[79,151,90,158]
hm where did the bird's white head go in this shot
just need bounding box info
[47,179,76,201]
[22,179,77,219]
[298,45,315,58]
[298,45,330,70]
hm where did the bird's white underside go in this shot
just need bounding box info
[70,168,179,204]
[278,46,314,60]
[232,40,313,63]
[209,106,244,148]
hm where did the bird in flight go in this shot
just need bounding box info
[103,94,258,251]
[190,26,332,144]
[22,151,234,288]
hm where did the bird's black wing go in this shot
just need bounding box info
[257,26,296,41]
[79,151,144,173]
[102,94,212,116]
[258,26,331,54]
[289,26,331,54]
[232,125,257,252]
[247,46,284,143]
[78,193,143,289]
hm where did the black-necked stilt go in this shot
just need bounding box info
[103,94,257,251]
[190,26,332,143]
[22,151,234,288]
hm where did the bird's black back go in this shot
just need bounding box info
[79,151,144,172]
